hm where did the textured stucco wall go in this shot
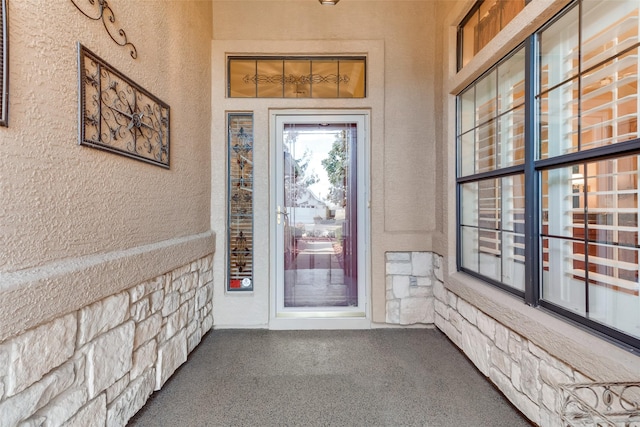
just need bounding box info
[0,1,213,338]
[212,0,437,238]
[211,0,438,325]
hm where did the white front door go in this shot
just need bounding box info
[271,112,369,328]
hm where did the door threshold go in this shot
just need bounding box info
[269,317,371,330]
[276,310,365,318]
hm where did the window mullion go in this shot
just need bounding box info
[524,34,540,306]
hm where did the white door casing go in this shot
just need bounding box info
[269,110,371,329]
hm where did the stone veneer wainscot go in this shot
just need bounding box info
[386,251,595,427]
[385,252,436,325]
[0,254,214,427]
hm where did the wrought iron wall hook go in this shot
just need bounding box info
[70,0,138,59]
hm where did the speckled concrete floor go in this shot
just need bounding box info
[128,329,532,427]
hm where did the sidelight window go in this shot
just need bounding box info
[227,113,254,291]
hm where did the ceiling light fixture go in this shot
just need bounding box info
[319,0,339,4]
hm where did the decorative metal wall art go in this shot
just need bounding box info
[78,44,170,168]
[227,114,254,291]
[0,0,8,127]
[70,0,137,59]
[560,382,640,426]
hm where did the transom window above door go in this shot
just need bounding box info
[227,56,366,98]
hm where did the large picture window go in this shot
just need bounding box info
[456,0,640,350]
[458,46,526,294]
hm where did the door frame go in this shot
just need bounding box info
[269,109,371,329]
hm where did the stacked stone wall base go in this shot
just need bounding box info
[1,250,611,426]
[0,254,214,427]
[386,251,596,427]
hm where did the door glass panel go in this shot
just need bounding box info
[282,123,358,308]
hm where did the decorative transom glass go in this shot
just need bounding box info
[227,56,366,98]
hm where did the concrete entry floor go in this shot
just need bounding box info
[129,329,532,426]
